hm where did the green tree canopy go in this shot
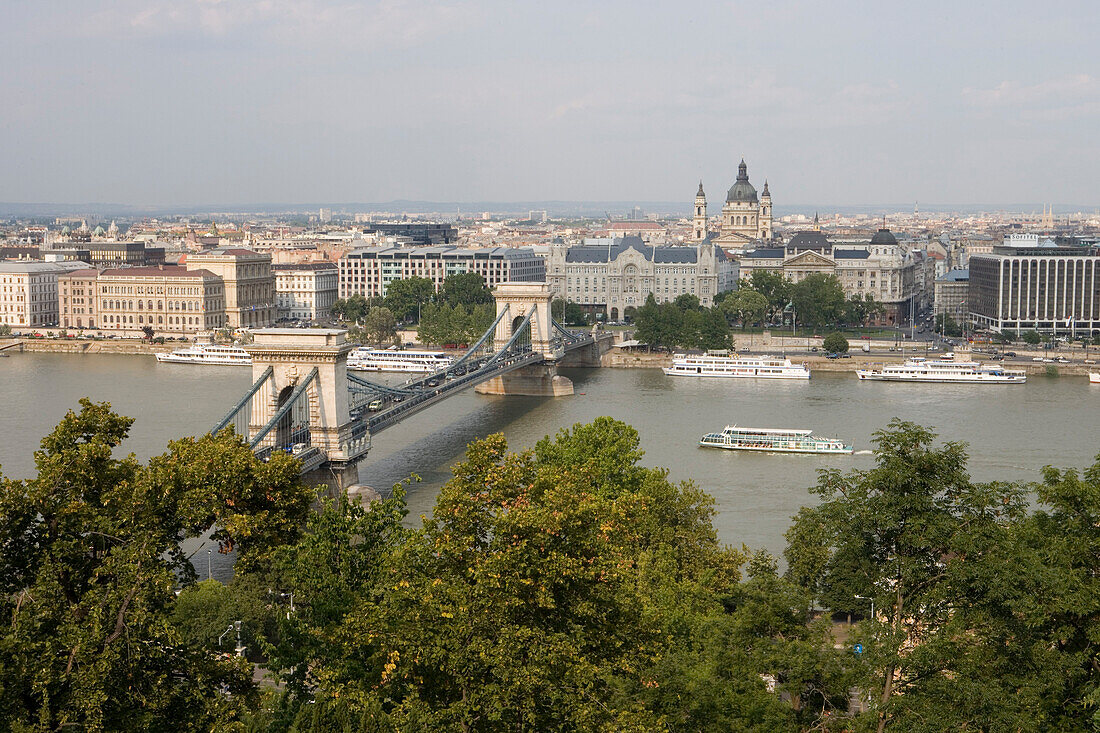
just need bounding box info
[0,400,316,731]
[790,273,846,328]
[747,270,791,321]
[383,277,436,322]
[438,272,492,307]
[823,332,849,353]
[1021,329,1042,345]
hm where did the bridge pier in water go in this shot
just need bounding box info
[474,282,575,397]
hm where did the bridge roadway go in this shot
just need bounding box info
[349,349,544,439]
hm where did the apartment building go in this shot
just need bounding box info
[186,248,275,328]
[96,266,226,335]
[0,261,88,328]
[274,262,339,321]
[58,268,99,329]
[339,245,544,299]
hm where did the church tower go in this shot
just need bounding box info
[759,180,772,239]
[693,181,708,242]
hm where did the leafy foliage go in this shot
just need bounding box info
[823,332,849,353]
[383,276,435,322]
[634,294,730,351]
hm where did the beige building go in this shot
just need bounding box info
[274,263,339,321]
[545,236,737,319]
[699,160,774,247]
[738,229,918,325]
[933,269,969,320]
[0,261,88,328]
[96,266,226,335]
[186,248,275,328]
[59,268,99,330]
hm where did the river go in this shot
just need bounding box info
[3,352,1098,578]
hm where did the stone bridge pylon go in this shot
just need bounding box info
[474,282,576,397]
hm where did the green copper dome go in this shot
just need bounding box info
[726,159,758,204]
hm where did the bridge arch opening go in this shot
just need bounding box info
[609,307,619,322]
[511,315,526,335]
[276,385,294,449]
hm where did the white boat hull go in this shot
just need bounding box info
[1090,372,1100,384]
[699,439,852,454]
[664,367,810,379]
[856,371,1025,384]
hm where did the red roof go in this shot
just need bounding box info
[100,266,215,278]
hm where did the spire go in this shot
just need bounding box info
[762,179,770,197]
[813,212,820,232]
[697,180,705,198]
[737,158,748,182]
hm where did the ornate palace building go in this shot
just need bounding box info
[693,159,773,246]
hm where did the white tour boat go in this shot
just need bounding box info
[1089,372,1100,384]
[856,356,1025,384]
[663,351,811,379]
[700,425,853,454]
[155,343,252,366]
[347,347,454,373]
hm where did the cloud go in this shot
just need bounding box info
[962,74,1100,120]
[84,0,481,49]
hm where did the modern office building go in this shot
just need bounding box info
[339,245,545,299]
[969,244,1100,335]
[87,241,166,267]
[274,262,339,321]
[544,236,737,319]
[185,248,275,329]
[96,266,226,335]
[361,222,458,246]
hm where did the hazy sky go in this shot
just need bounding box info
[4,0,1099,207]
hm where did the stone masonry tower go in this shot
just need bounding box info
[693,181,708,242]
[760,180,773,239]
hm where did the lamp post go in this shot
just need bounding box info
[855,594,875,621]
[206,549,212,581]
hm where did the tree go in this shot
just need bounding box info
[784,421,1026,733]
[142,325,154,341]
[720,289,769,329]
[934,313,963,337]
[438,272,492,307]
[822,332,849,354]
[673,293,702,311]
[790,274,846,328]
[383,277,435,322]
[844,293,885,327]
[0,323,12,337]
[1021,329,1042,345]
[552,298,587,326]
[362,306,398,346]
[330,294,372,324]
[747,270,791,322]
[0,400,316,730]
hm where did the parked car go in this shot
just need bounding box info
[1003,351,1017,358]
[367,399,384,411]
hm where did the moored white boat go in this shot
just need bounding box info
[155,343,252,366]
[699,425,852,454]
[1089,372,1100,384]
[856,356,1025,384]
[664,351,811,379]
[347,347,454,373]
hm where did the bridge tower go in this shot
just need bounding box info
[246,329,369,487]
[475,282,575,397]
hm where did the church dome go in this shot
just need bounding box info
[870,228,897,245]
[726,159,758,204]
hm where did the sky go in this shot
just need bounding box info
[3,0,1099,208]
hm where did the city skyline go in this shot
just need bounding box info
[4,1,1099,207]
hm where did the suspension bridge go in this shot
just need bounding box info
[209,283,613,486]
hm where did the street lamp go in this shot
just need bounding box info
[855,594,875,621]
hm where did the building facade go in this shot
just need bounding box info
[96,266,226,335]
[186,248,275,329]
[0,261,88,328]
[738,229,918,325]
[969,245,1100,335]
[339,245,545,299]
[545,236,737,319]
[933,269,969,320]
[362,222,458,246]
[274,263,339,321]
[703,159,773,246]
[59,269,99,330]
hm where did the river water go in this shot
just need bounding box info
[3,352,1099,577]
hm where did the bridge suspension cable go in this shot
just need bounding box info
[211,365,273,436]
[249,367,319,450]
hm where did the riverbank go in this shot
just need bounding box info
[3,339,176,355]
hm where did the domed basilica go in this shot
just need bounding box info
[691,159,773,245]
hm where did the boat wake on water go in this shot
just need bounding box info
[853,449,875,455]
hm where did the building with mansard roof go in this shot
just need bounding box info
[545,236,738,320]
